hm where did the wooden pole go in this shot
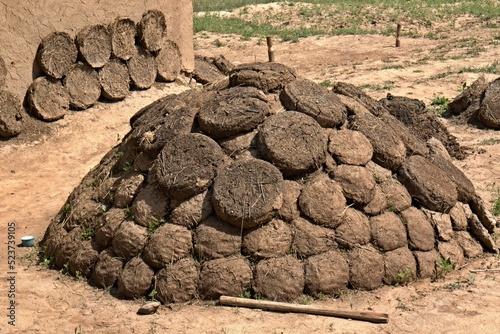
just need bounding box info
[219,296,389,324]
[395,23,401,47]
[266,36,275,62]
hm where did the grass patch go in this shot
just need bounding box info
[458,61,500,74]
[194,15,326,42]
[319,79,333,87]
[382,64,405,70]
[194,0,500,43]
[358,81,394,91]
[487,183,500,216]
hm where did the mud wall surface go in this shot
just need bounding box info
[0,0,194,98]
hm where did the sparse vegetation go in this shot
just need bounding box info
[300,295,313,305]
[148,219,164,234]
[436,257,455,279]
[487,183,500,216]
[395,267,414,286]
[123,206,133,219]
[429,94,449,116]
[358,81,394,91]
[458,61,500,74]
[81,225,95,240]
[148,289,158,301]
[39,255,54,268]
[239,290,252,299]
[193,0,500,45]
[319,79,333,87]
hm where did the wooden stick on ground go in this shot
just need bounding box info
[219,296,389,324]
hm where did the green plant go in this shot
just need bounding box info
[430,94,449,116]
[62,202,71,214]
[395,267,414,286]
[487,183,500,216]
[123,206,133,219]
[493,199,500,216]
[75,271,84,281]
[61,262,70,275]
[39,255,54,267]
[81,225,95,240]
[148,219,164,234]
[317,291,328,300]
[148,289,158,301]
[467,273,475,284]
[239,290,252,299]
[213,38,224,47]
[436,257,455,279]
[122,162,132,172]
[114,150,124,160]
[319,79,333,87]
[396,300,413,311]
[300,295,313,305]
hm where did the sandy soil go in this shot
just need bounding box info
[2,9,500,334]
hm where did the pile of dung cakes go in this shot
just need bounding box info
[41,62,498,303]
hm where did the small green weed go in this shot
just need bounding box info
[61,262,70,275]
[39,255,54,267]
[75,271,84,281]
[319,79,333,88]
[213,38,225,47]
[396,298,413,312]
[62,203,71,214]
[436,257,455,279]
[123,206,133,219]
[492,198,500,216]
[442,273,475,291]
[148,219,164,234]
[429,94,449,116]
[114,150,124,160]
[487,183,500,216]
[300,295,313,305]
[148,289,158,301]
[81,225,95,240]
[395,267,414,286]
[239,290,252,299]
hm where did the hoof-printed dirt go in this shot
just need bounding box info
[2,9,500,334]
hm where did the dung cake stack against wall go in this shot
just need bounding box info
[27,9,182,123]
[0,55,24,138]
[41,62,499,304]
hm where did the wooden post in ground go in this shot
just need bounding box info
[396,23,401,47]
[266,36,275,62]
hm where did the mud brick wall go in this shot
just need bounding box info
[0,0,194,98]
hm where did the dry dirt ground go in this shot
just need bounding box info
[2,8,500,334]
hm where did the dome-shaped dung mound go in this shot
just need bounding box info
[41,62,499,303]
